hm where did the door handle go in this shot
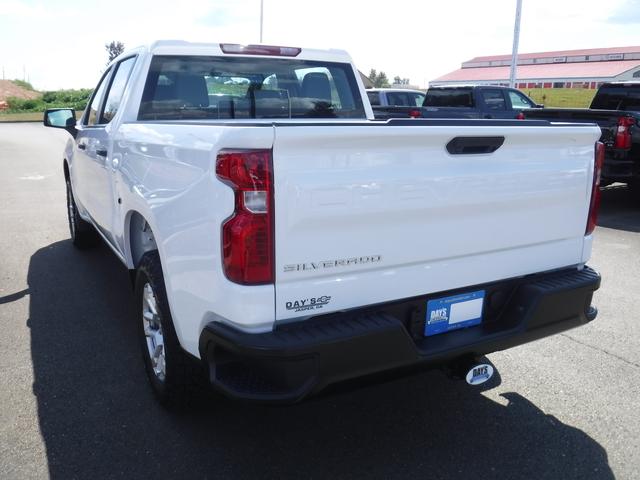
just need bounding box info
[96,149,108,157]
[484,114,493,119]
[446,136,505,155]
[77,144,86,150]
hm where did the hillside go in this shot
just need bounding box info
[0,80,40,108]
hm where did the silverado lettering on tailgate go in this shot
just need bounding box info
[284,255,381,273]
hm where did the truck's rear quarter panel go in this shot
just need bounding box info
[116,123,277,356]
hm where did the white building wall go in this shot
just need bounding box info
[615,66,640,81]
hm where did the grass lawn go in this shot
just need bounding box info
[0,111,84,123]
[0,112,44,122]
[522,88,597,108]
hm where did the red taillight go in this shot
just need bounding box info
[614,116,634,149]
[408,109,422,118]
[216,150,274,285]
[586,141,605,235]
[220,43,301,57]
[516,111,525,120]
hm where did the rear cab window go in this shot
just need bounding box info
[424,88,474,108]
[138,55,366,120]
[591,85,640,111]
[385,91,425,106]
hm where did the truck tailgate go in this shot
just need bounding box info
[272,123,600,321]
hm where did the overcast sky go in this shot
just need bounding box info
[1,0,639,90]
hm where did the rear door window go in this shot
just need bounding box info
[424,88,473,107]
[481,90,507,111]
[101,56,137,123]
[139,55,366,120]
[84,69,112,126]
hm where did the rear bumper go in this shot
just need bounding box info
[199,266,600,403]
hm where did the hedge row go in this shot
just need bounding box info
[4,88,93,113]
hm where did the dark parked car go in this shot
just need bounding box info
[372,85,541,120]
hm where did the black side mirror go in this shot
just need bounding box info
[535,103,544,109]
[43,108,77,137]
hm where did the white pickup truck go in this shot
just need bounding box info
[44,41,602,406]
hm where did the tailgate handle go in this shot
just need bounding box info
[446,136,504,155]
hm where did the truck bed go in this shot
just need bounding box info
[523,107,633,145]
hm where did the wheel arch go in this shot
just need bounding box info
[126,210,158,269]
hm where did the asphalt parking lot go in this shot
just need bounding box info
[1,123,638,480]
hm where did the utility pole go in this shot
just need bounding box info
[509,0,523,88]
[259,0,264,43]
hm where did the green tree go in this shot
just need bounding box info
[105,41,125,64]
[375,71,390,87]
[368,69,390,88]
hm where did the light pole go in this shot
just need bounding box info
[509,0,523,88]
[259,0,264,43]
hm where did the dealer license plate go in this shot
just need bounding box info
[424,290,485,337]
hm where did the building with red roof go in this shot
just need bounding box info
[431,46,640,89]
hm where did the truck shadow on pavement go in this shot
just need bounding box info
[27,241,614,480]
[598,185,640,233]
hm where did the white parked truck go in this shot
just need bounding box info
[44,41,602,405]
[365,87,425,107]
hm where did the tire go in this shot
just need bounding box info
[135,251,204,407]
[65,178,98,248]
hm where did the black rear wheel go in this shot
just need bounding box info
[135,251,205,407]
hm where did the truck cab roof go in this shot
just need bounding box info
[113,40,354,65]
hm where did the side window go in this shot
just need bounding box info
[508,91,534,109]
[367,91,380,106]
[85,69,111,126]
[481,90,506,111]
[101,56,137,123]
[386,92,409,106]
[410,92,425,106]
